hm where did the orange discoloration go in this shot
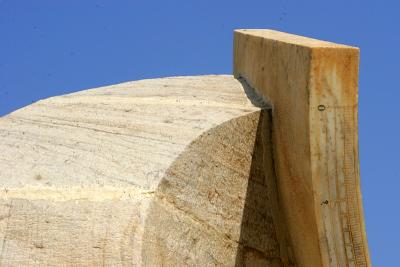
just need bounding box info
[234,29,370,267]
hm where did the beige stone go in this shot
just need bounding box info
[0,29,370,267]
[234,29,370,267]
[0,75,282,266]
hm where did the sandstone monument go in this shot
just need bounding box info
[0,30,370,266]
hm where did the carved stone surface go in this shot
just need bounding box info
[234,29,369,267]
[0,75,281,266]
[0,29,370,267]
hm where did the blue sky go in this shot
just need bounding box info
[0,1,398,265]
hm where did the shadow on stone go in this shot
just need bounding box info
[234,110,284,267]
[141,109,293,266]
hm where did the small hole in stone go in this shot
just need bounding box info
[321,200,329,205]
[318,105,326,111]
[34,243,44,249]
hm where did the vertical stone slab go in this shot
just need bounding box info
[234,29,370,267]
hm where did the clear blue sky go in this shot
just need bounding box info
[0,1,398,265]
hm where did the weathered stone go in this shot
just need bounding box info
[0,75,281,266]
[0,29,370,267]
[234,29,370,267]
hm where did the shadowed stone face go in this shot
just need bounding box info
[142,111,283,266]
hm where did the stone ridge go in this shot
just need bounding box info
[235,29,358,49]
[0,75,260,191]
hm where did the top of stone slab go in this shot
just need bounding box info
[235,29,358,49]
[0,75,262,196]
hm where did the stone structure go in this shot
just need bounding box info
[0,30,370,266]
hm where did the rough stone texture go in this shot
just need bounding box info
[234,29,370,267]
[0,75,281,266]
[0,29,371,267]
